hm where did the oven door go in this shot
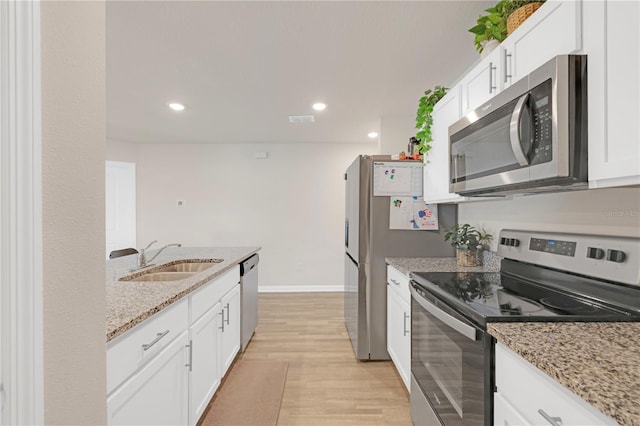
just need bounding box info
[410,283,491,426]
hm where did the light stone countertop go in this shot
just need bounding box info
[489,322,640,426]
[385,252,501,276]
[106,247,260,343]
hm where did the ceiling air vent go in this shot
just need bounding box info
[288,114,315,124]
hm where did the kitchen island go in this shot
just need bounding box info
[106,246,259,342]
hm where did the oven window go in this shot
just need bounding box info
[411,297,486,425]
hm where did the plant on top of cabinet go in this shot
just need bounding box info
[415,85,448,160]
[469,0,545,53]
[444,224,492,267]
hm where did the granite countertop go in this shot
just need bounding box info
[107,247,260,343]
[386,252,501,276]
[489,322,640,426]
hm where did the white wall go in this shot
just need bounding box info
[379,115,415,155]
[41,1,107,424]
[460,187,640,251]
[107,141,375,289]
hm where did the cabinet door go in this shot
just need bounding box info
[503,0,581,88]
[424,85,465,204]
[219,284,241,376]
[386,286,410,391]
[494,392,530,426]
[107,331,189,426]
[460,47,502,114]
[189,302,222,426]
[586,0,640,187]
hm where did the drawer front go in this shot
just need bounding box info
[494,392,530,426]
[107,298,188,395]
[386,265,410,303]
[191,265,240,323]
[495,343,618,426]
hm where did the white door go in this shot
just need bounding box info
[219,285,240,377]
[105,161,136,258]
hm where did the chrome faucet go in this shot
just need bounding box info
[136,240,182,269]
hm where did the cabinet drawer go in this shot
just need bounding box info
[190,265,240,323]
[107,298,188,395]
[495,343,617,426]
[494,392,530,426]
[387,265,410,303]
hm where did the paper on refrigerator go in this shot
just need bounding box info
[389,196,438,230]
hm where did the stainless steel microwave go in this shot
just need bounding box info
[449,55,588,196]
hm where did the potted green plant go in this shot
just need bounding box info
[469,0,545,53]
[444,224,493,267]
[414,86,448,160]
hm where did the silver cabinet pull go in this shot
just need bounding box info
[185,340,193,372]
[403,312,410,336]
[538,409,563,426]
[489,62,496,93]
[142,330,169,351]
[504,50,512,83]
[1,382,5,412]
[225,303,230,325]
[390,278,400,286]
[219,309,225,332]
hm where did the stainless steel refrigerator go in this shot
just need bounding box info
[344,155,456,360]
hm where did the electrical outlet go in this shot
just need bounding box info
[176,200,185,207]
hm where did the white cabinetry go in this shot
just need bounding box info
[584,0,640,188]
[386,265,411,391]
[424,86,464,204]
[502,0,581,89]
[107,265,242,426]
[460,47,502,114]
[494,343,618,426]
[219,284,241,377]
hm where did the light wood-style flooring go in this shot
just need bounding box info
[237,292,412,426]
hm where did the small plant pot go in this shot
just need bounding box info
[481,40,500,58]
[456,249,478,267]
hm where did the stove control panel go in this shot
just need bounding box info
[498,230,640,287]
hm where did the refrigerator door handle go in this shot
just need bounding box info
[345,219,349,249]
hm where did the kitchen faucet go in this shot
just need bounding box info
[135,240,182,269]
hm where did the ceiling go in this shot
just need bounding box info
[106,1,492,144]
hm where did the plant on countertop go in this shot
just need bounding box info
[469,0,545,53]
[444,223,493,251]
[415,86,448,160]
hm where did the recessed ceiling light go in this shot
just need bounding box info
[368,132,379,139]
[168,102,185,111]
[288,115,316,124]
[312,102,327,111]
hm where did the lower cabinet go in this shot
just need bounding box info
[494,342,618,426]
[107,265,241,426]
[386,265,411,391]
[107,331,190,425]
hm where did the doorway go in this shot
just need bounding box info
[105,161,137,258]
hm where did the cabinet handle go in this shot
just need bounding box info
[219,309,225,332]
[504,50,512,84]
[489,62,496,93]
[538,409,563,426]
[185,340,193,372]
[225,303,230,325]
[390,278,400,286]
[142,330,169,351]
[403,312,410,336]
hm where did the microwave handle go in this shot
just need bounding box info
[509,93,531,167]
[410,284,478,341]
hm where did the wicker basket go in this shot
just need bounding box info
[456,249,478,267]
[507,2,544,35]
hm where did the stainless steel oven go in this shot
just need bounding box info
[410,283,492,426]
[449,55,587,196]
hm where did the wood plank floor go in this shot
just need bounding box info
[237,292,412,426]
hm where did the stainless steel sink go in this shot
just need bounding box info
[119,259,223,282]
[127,272,197,282]
[154,260,223,273]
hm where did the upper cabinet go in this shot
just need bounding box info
[502,1,581,89]
[460,46,502,113]
[583,0,640,188]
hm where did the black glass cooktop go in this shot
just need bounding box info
[410,271,637,327]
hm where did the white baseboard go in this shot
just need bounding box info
[258,285,344,293]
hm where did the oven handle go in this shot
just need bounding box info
[410,285,478,341]
[509,93,531,167]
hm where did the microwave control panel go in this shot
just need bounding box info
[530,79,553,165]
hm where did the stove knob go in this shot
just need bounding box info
[587,247,605,260]
[510,238,520,247]
[500,237,508,245]
[606,249,626,263]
